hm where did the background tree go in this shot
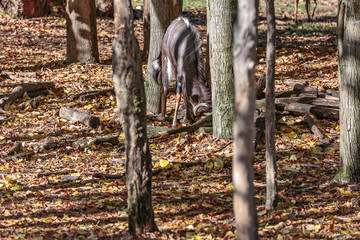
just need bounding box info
[232,0,259,238]
[112,0,157,234]
[65,0,99,63]
[145,0,170,114]
[336,0,360,183]
[265,0,277,210]
[207,0,236,139]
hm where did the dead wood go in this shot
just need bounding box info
[92,173,124,179]
[283,79,307,88]
[256,97,339,111]
[5,151,35,161]
[0,82,55,109]
[70,88,115,101]
[38,170,74,176]
[146,114,174,122]
[8,142,22,155]
[149,114,212,139]
[18,95,44,110]
[304,114,324,140]
[284,103,339,120]
[59,107,100,128]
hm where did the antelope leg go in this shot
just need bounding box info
[172,93,181,128]
[295,0,299,23]
[161,86,167,116]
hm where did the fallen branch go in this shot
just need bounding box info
[149,115,212,139]
[59,107,100,128]
[5,151,35,161]
[304,114,325,140]
[38,170,74,176]
[0,82,55,109]
[70,88,115,101]
[146,115,174,122]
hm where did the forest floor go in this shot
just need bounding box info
[1,0,359,239]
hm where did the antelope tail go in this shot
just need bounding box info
[152,54,161,85]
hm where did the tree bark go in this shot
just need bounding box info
[59,107,100,128]
[144,0,170,114]
[336,0,360,183]
[142,0,150,60]
[66,0,99,63]
[208,0,237,139]
[112,0,157,234]
[233,0,259,239]
[265,0,277,211]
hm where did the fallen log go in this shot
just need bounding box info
[146,114,174,122]
[0,82,55,109]
[284,103,339,120]
[256,97,339,111]
[304,114,324,140]
[59,107,100,128]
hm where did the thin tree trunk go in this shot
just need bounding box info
[112,0,157,234]
[145,0,170,114]
[265,0,277,210]
[66,0,99,63]
[336,0,360,183]
[208,0,237,139]
[142,0,150,60]
[232,0,259,239]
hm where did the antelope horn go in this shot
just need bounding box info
[194,103,209,116]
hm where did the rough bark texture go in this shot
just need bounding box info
[336,0,360,183]
[142,0,150,60]
[66,0,99,63]
[112,0,157,234]
[208,0,237,139]
[265,0,277,211]
[59,107,100,128]
[169,0,182,20]
[232,0,259,239]
[144,0,170,113]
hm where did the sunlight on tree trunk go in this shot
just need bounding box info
[232,0,259,239]
[265,0,278,210]
[208,0,236,139]
[336,0,360,183]
[145,0,170,114]
[65,0,99,63]
[112,0,157,234]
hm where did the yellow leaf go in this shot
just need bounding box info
[159,159,169,168]
[44,217,53,223]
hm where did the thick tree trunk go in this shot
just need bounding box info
[113,0,157,234]
[336,0,360,183]
[145,0,170,114]
[208,0,237,139]
[233,0,259,239]
[66,0,99,63]
[265,0,277,211]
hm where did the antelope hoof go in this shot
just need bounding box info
[172,123,177,128]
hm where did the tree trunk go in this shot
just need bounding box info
[336,0,360,183]
[112,0,157,234]
[142,0,150,60]
[144,0,170,114]
[208,0,237,139]
[265,0,277,211]
[66,0,99,63]
[232,0,259,239]
[169,0,182,20]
